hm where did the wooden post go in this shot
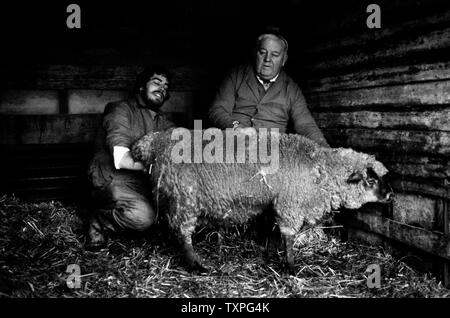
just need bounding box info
[443,199,450,287]
[58,89,69,114]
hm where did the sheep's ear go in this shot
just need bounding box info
[347,171,363,184]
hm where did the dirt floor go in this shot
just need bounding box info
[0,194,449,298]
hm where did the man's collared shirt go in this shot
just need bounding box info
[256,73,279,91]
[90,94,175,182]
[110,95,165,169]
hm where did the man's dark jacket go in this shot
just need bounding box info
[208,64,329,147]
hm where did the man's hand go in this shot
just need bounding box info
[118,151,146,171]
[234,126,257,136]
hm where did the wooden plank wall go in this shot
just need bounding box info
[301,9,450,285]
[0,65,201,124]
[0,65,202,201]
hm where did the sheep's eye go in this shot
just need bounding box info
[367,178,377,186]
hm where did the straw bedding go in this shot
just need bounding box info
[0,195,448,298]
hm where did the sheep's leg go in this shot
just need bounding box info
[273,202,301,273]
[175,217,207,272]
[272,193,305,273]
[279,226,296,273]
[166,181,206,272]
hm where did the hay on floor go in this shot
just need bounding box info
[0,194,448,298]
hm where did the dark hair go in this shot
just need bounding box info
[134,66,173,93]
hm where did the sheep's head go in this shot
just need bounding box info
[131,132,161,167]
[337,149,393,209]
[343,165,394,208]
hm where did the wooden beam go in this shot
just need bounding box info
[385,161,450,180]
[0,112,192,145]
[435,199,446,232]
[306,10,450,56]
[444,200,450,287]
[0,90,59,115]
[303,62,450,92]
[323,128,450,156]
[307,81,450,109]
[371,152,449,164]
[345,150,450,181]
[390,179,450,200]
[445,200,450,237]
[369,152,450,179]
[341,210,450,261]
[58,90,69,114]
[0,143,93,159]
[304,26,450,73]
[392,193,437,231]
[0,64,209,91]
[314,109,450,131]
[0,114,102,144]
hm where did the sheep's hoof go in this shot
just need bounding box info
[185,255,208,273]
[187,260,208,273]
[282,263,297,276]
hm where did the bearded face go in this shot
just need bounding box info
[141,73,169,107]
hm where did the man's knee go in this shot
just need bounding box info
[113,200,156,231]
[91,176,155,232]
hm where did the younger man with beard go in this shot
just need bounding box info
[86,66,175,248]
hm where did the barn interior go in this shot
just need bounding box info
[0,0,449,293]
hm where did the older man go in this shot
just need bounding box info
[209,27,329,147]
[86,66,175,248]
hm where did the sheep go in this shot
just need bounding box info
[131,128,393,272]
